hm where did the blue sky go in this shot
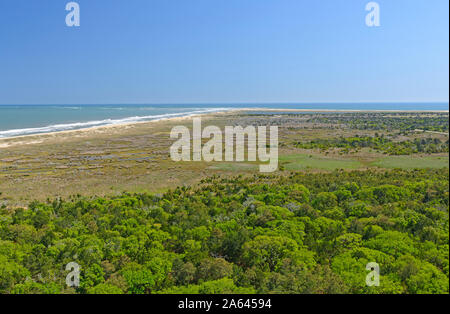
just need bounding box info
[0,0,448,104]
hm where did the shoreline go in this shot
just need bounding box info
[0,109,238,147]
[0,108,448,146]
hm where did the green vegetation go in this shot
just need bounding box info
[294,136,449,155]
[0,112,448,295]
[279,153,449,170]
[1,169,448,294]
[1,112,448,206]
[208,163,259,171]
[371,155,449,169]
[280,154,362,170]
[304,113,449,133]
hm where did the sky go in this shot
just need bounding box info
[0,0,448,105]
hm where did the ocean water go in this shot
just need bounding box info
[0,103,448,138]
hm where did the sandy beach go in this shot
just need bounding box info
[1,108,448,148]
[0,109,238,148]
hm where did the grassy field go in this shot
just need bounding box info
[279,153,449,170]
[208,162,259,171]
[280,153,363,170]
[0,112,448,206]
[371,155,449,169]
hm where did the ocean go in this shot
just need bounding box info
[0,103,448,138]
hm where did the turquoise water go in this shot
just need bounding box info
[0,103,448,138]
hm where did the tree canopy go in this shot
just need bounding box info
[0,169,448,294]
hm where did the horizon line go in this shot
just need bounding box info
[0,101,449,106]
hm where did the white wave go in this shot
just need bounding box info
[62,107,82,110]
[99,107,126,110]
[0,108,230,138]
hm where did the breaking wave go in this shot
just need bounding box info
[0,108,230,138]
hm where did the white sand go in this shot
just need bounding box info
[0,108,447,148]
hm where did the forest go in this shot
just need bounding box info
[293,136,449,155]
[302,113,449,132]
[0,169,448,294]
